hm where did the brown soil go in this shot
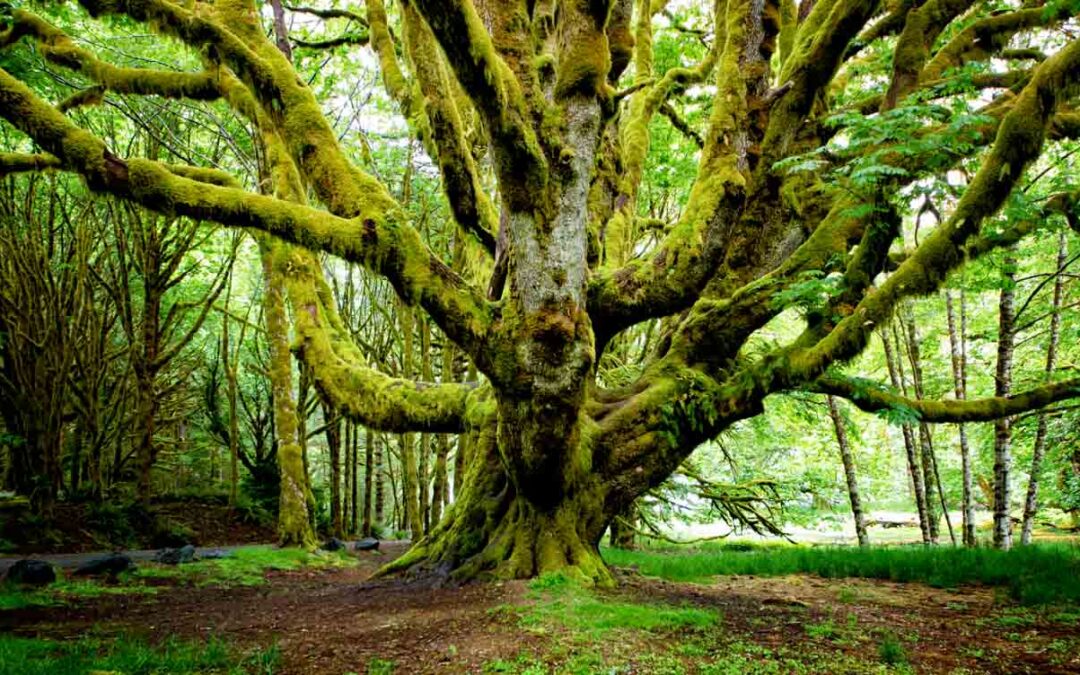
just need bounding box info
[3,546,1079,674]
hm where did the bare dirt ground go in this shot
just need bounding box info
[4,544,1079,674]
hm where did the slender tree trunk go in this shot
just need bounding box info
[351,421,360,534]
[827,395,869,546]
[397,303,422,540]
[946,290,976,546]
[363,427,374,536]
[1021,233,1066,544]
[260,240,314,548]
[134,286,161,507]
[69,427,82,497]
[374,432,385,529]
[882,328,931,543]
[325,407,342,538]
[344,421,353,533]
[899,309,948,542]
[419,318,432,533]
[993,252,1017,550]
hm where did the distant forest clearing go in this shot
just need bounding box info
[2,0,1080,671]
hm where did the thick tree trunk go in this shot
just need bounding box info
[827,396,869,547]
[993,253,1017,550]
[882,329,932,543]
[1021,232,1066,545]
[946,290,976,546]
[381,423,611,584]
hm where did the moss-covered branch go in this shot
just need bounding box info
[411,0,547,213]
[882,0,971,110]
[812,375,1080,424]
[922,6,1078,81]
[281,249,473,433]
[0,151,61,175]
[778,35,1080,387]
[403,5,497,254]
[1,9,223,102]
[0,66,494,365]
[70,0,497,369]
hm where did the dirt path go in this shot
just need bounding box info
[4,549,1079,674]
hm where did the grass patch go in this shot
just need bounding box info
[522,572,718,637]
[133,545,356,587]
[877,632,907,666]
[0,546,355,610]
[0,578,158,610]
[0,634,278,675]
[603,542,1080,605]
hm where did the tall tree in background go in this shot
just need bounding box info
[3,0,1080,581]
[993,252,1018,550]
[882,326,932,543]
[946,290,975,547]
[826,396,868,547]
[1020,233,1069,544]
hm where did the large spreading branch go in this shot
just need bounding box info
[813,376,1080,424]
[0,66,493,362]
[774,34,1080,389]
[28,0,498,369]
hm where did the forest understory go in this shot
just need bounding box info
[3,541,1080,674]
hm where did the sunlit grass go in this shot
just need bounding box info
[603,542,1080,604]
[133,545,356,587]
[521,571,719,637]
[0,634,279,675]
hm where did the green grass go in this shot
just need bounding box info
[603,542,1080,605]
[133,545,356,587]
[0,546,356,610]
[522,572,719,637]
[0,578,159,610]
[0,634,278,675]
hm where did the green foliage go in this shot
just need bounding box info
[0,634,278,675]
[603,543,1080,605]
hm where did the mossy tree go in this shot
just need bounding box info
[3,0,1080,581]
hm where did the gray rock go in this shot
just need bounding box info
[354,537,379,552]
[322,537,346,551]
[74,553,135,577]
[4,559,56,586]
[198,548,231,560]
[154,544,196,565]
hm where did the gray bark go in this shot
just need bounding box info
[1020,232,1067,545]
[827,395,869,546]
